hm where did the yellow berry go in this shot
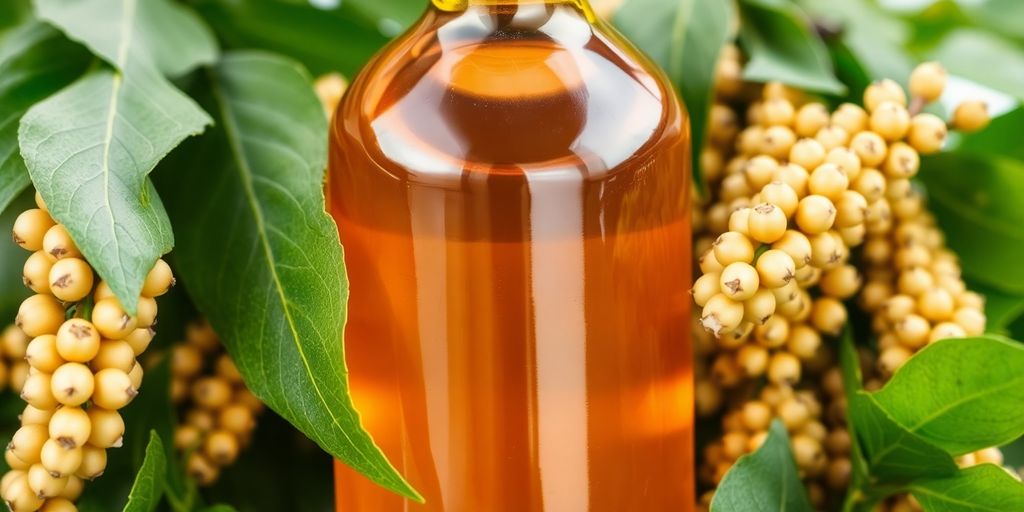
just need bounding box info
[12,209,55,252]
[25,335,64,374]
[869,101,911,141]
[142,259,174,297]
[796,195,836,234]
[90,340,136,373]
[713,232,755,266]
[92,368,137,410]
[48,407,90,450]
[16,295,65,338]
[192,377,233,410]
[748,203,788,243]
[50,363,94,407]
[39,439,82,479]
[701,294,745,337]
[204,430,240,465]
[22,251,54,294]
[91,299,137,340]
[86,408,124,449]
[41,225,81,261]
[20,373,58,410]
[124,328,155,356]
[75,445,106,480]
[909,62,947,102]
[952,100,990,132]
[864,79,907,111]
[907,113,947,154]
[8,425,47,465]
[55,319,100,363]
[48,258,94,303]
[849,131,888,167]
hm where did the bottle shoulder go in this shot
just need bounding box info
[333,5,688,181]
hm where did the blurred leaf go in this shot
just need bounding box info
[35,0,218,77]
[614,0,733,189]
[874,337,1024,456]
[738,0,845,94]
[710,419,813,512]
[0,0,31,36]
[200,506,239,512]
[955,107,1024,162]
[0,21,90,214]
[839,328,870,487]
[801,0,913,94]
[0,191,32,320]
[931,29,1024,101]
[155,51,418,501]
[909,464,1024,511]
[342,0,422,34]
[850,391,957,480]
[122,431,168,512]
[962,0,1024,42]
[194,0,392,78]
[918,153,1024,294]
[902,0,973,55]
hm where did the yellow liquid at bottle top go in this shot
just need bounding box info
[327,1,693,510]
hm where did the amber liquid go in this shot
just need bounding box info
[328,3,693,511]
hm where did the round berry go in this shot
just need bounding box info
[701,294,745,337]
[16,295,65,338]
[825,147,862,181]
[755,249,796,288]
[90,340,136,373]
[815,124,849,151]
[91,298,137,340]
[869,101,911,141]
[218,404,256,435]
[20,372,58,410]
[908,113,947,154]
[22,251,54,295]
[884,142,920,178]
[87,408,125,449]
[142,259,174,297]
[12,209,55,252]
[8,425,47,465]
[48,258,94,303]
[864,79,907,111]
[92,368,137,410]
[193,377,234,410]
[810,297,847,336]
[760,182,799,218]
[878,346,913,377]
[25,335,64,374]
[41,225,81,261]
[748,203,788,243]
[771,231,812,268]
[762,126,797,160]
[831,103,869,134]
[787,324,822,359]
[713,232,755,266]
[186,452,220,486]
[124,327,155,356]
[50,363,94,407]
[820,265,861,299]
[849,131,888,167]
[39,439,82,479]
[20,405,55,427]
[952,100,990,132]
[796,195,836,234]
[852,168,887,203]
[2,472,43,512]
[794,103,829,137]
[789,138,826,171]
[48,407,91,449]
[75,445,106,480]
[909,61,947,102]
[55,319,100,363]
[808,163,849,201]
[204,430,240,465]
[767,351,801,385]
[743,288,777,325]
[172,345,203,378]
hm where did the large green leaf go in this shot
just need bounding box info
[19,66,208,313]
[918,153,1024,294]
[710,419,813,512]
[874,337,1024,455]
[838,329,870,489]
[909,464,1024,511]
[955,107,1024,162]
[962,0,1024,47]
[0,21,90,214]
[738,0,845,94]
[342,0,422,34]
[22,0,214,312]
[122,431,168,512]
[155,51,418,500]
[800,0,913,93]
[850,391,958,480]
[931,29,1024,100]
[614,0,733,190]
[35,0,217,77]
[194,0,392,78]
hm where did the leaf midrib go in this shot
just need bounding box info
[901,377,1024,434]
[208,71,378,469]
[667,0,694,81]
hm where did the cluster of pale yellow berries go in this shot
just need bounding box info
[1,325,31,393]
[693,48,997,510]
[2,192,174,512]
[170,320,262,487]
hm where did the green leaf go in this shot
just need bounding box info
[955,107,1024,162]
[738,0,846,94]
[918,153,1024,294]
[614,0,733,189]
[193,0,392,78]
[199,506,238,512]
[850,391,958,480]
[931,29,1024,100]
[0,20,90,214]
[341,0,422,34]
[800,0,913,95]
[155,51,418,501]
[710,419,813,512]
[873,337,1024,455]
[35,0,218,77]
[19,65,209,313]
[838,328,870,486]
[962,0,1024,45]
[122,431,168,512]
[0,191,32,319]
[909,464,1024,511]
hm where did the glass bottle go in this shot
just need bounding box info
[327,0,693,510]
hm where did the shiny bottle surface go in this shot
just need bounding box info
[328,1,693,510]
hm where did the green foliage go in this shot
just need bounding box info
[738,0,845,95]
[909,464,1024,512]
[710,420,813,512]
[931,29,1024,101]
[122,432,169,512]
[0,21,90,213]
[614,0,734,189]
[917,154,1024,294]
[155,52,417,501]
